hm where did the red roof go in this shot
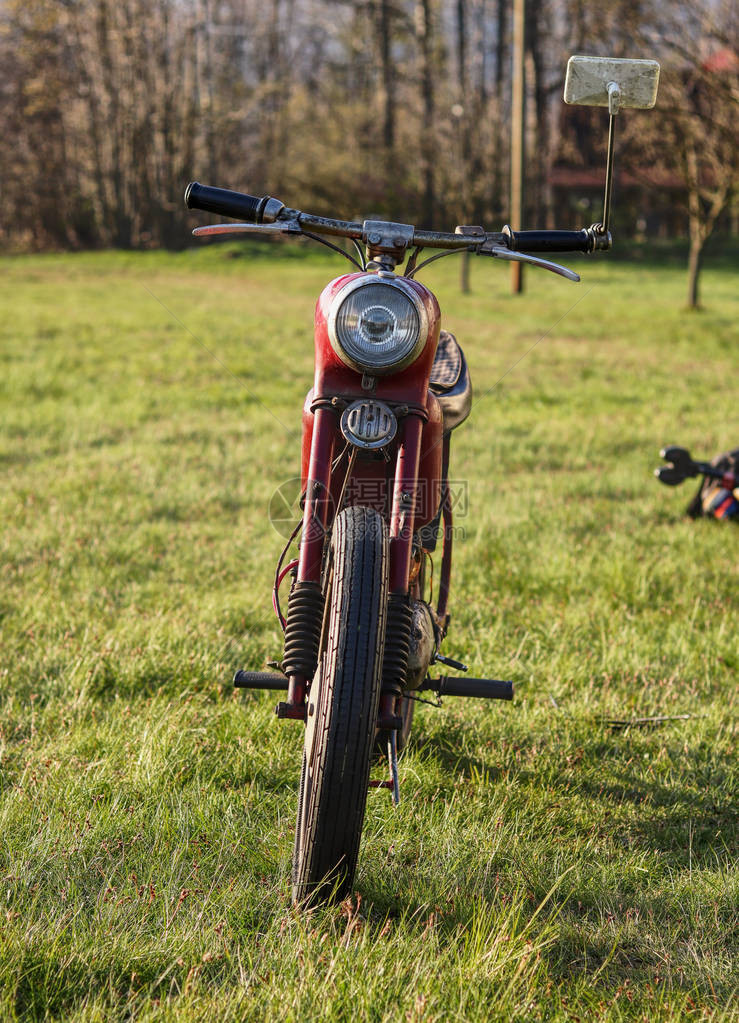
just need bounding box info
[549,167,683,189]
[702,47,739,73]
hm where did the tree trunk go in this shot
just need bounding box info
[685,144,706,310]
[527,0,551,227]
[376,0,395,159]
[686,231,703,310]
[200,0,217,185]
[416,0,436,228]
[456,0,470,292]
[510,0,525,293]
[96,0,131,248]
[495,0,506,92]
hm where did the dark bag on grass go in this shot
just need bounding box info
[686,447,739,520]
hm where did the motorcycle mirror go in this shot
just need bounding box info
[563,56,660,238]
[564,56,660,113]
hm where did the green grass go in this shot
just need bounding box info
[1,243,737,1021]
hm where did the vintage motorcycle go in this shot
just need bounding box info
[185,56,659,904]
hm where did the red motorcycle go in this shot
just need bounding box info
[185,55,659,905]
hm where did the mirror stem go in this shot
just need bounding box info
[600,111,617,236]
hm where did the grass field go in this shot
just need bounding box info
[1,243,737,1021]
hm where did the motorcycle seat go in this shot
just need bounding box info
[430,330,472,432]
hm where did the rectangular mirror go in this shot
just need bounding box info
[564,56,660,110]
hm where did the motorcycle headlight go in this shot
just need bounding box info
[328,276,428,374]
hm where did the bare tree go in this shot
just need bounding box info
[414,0,437,227]
[374,0,397,162]
[629,3,739,306]
[0,0,735,258]
[657,59,737,307]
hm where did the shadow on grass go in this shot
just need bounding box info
[417,713,734,864]
[375,717,736,1005]
[567,735,736,867]
[10,940,240,1021]
[414,744,505,786]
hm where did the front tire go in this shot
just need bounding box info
[291,506,388,905]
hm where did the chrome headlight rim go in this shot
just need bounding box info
[327,274,429,375]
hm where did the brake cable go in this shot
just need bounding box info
[406,245,478,279]
[300,230,364,270]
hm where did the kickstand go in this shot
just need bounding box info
[387,729,400,806]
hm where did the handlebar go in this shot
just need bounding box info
[656,446,734,488]
[184,181,610,256]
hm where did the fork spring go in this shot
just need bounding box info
[282,581,324,678]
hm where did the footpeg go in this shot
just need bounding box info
[233,670,288,690]
[233,672,307,718]
[419,676,513,701]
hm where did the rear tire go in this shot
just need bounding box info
[291,506,388,905]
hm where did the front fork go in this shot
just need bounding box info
[278,406,335,719]
[280,406,425,724]
[380,413,424,729]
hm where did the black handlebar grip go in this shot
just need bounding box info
[184,181,268,223]
[506,229,593,253]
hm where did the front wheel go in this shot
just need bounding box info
[292,506,388,905]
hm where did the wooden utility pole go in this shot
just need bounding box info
[457,0,471,293]
[510,0,525,293]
